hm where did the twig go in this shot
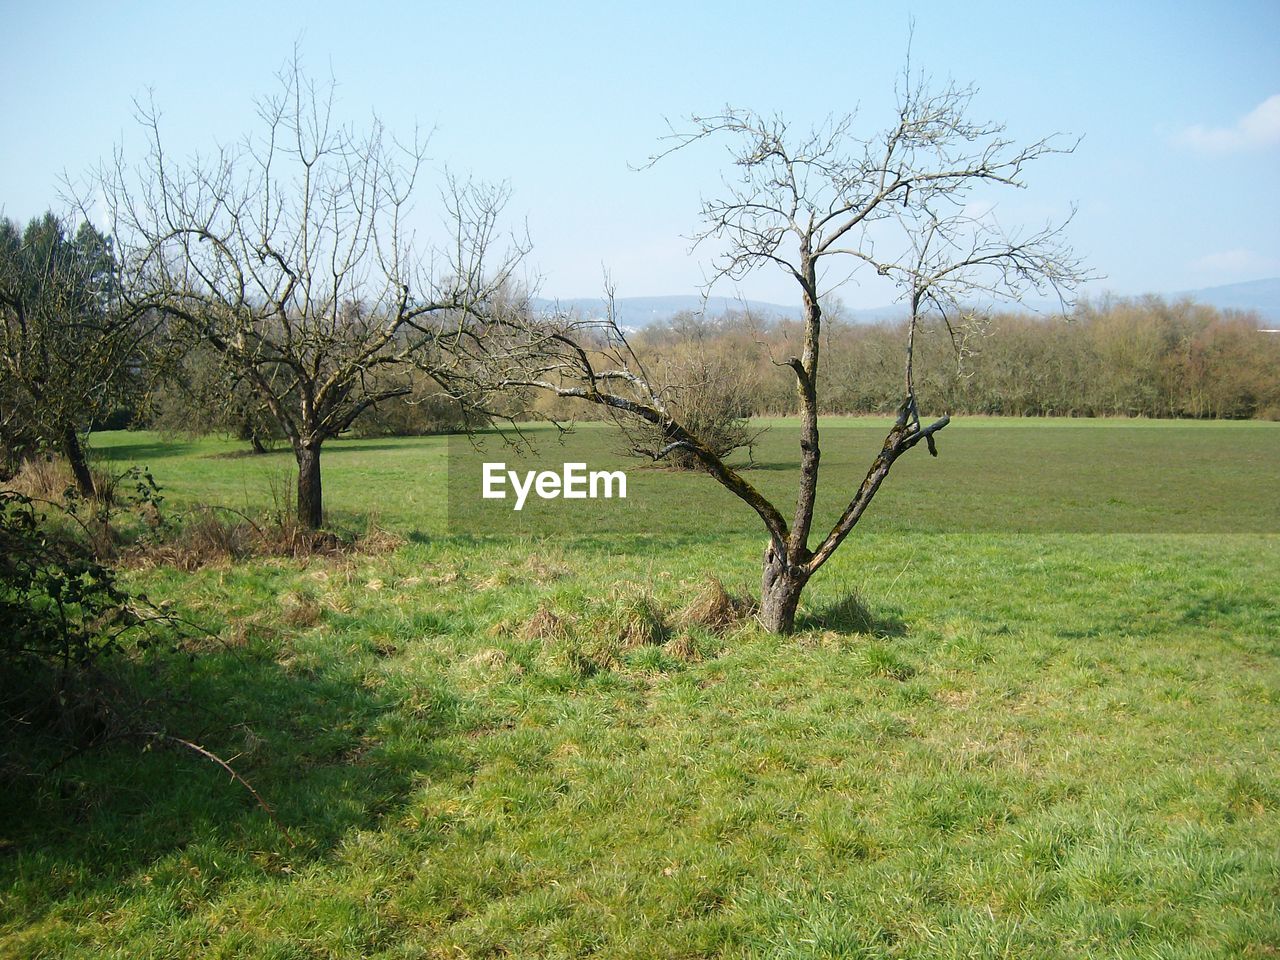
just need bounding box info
[145,732,295,847]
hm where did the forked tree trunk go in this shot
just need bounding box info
[61,426,96,499]
[753,253,824,635]
[759,542,811,634]
[295,440,323,530]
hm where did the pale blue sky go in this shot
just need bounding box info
[2,0,1278,308]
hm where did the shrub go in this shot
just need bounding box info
[349,382,471,438]
[627,354,762,470]
[0,491,142,678]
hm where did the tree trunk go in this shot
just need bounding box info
[295,440,323,530]
[61,426,96,499]
[250,433,267,455]
[759,542,810,634]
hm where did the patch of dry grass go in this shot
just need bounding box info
[127,507,403,571]
[1,457,116,504]
[677,576,752,633]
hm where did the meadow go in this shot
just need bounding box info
[2,418,1277,959]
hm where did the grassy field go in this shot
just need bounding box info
[88,417,1280,536]
[2,419,1278,958]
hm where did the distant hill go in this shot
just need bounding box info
[533,277,1280,329]
[529,295,802,328]
[529,294,911,327]
[1175,277,1280,322]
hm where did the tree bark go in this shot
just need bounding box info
[759,541,810,634]
[790,251,822,551]
[295,440,323,530]
[61,426,96,499]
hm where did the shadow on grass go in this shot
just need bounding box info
[327,438,450,455]
[202,448,292,461]
[414,531,746,554]
[801,591,908,637]
[717,459,799,473]
[93,438,205,463]
[0,633,480,928]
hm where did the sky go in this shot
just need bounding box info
[2,0,1278,310]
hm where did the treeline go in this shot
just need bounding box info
[622,296,1280,421]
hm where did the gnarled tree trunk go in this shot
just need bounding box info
[759,541,811,634]
[295,440,323,530]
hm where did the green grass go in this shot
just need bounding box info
[92,416,1280,536]
[2,419,1278,958]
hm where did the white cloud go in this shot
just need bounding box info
[1190,248,1280,278]
[960,201,997,220]
[1178,94,1280,152]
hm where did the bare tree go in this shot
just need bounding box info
[490,74,1087,632]
[99,60,524,528]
